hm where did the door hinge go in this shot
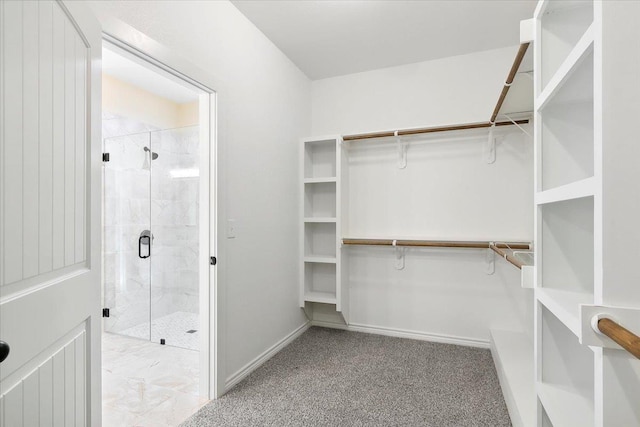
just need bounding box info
[102,308,110,318]
[210,256,217,266]
[102,153,110,162]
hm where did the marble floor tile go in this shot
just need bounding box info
[102,332,206,427]
[133,390,208,427]
[119,311,199,351]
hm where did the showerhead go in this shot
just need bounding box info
[143,146,159,160]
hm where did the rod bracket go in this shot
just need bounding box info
[486,248,495,275]
[580,304,640,348]
[485,124,496,164]
[392,240,406,270]
[395,131,407,169]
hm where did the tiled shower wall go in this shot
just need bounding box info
[102,113,199,338]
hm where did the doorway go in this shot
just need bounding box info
[100,37,215,425]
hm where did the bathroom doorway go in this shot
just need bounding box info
[101,37,216,425]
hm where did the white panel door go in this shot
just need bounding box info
[0,1,102,425]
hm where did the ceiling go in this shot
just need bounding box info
[102,45,199,103]
[232,0,537,80]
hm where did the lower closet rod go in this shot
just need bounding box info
[342,238,530,250]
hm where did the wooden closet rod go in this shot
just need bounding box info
[342,238,530,250]
[489,243,525,270]
[342,119,529,142]
[490,43,531,124]
[597,318,640,360]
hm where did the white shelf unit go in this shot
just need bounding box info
[536,306,594,427]
[490,330,536,427]
[300,137,346,315]
[534,1,596,425]
[534,1,640,425]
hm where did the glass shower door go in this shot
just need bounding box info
[103,125,200,351]
[103,132,152,340]
[150,126,200,351]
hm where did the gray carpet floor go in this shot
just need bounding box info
[182,327,510,426]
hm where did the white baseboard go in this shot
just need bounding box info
[311,320,489,349]
[224,321,311,391]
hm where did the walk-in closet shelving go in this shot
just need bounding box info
[534,0,597,425]
[300,136,347,316]
[535,1,640,424]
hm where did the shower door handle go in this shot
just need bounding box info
[139,235,151,259]
[0,341,9,364]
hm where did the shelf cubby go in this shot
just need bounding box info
[304,263,337,304]
[539,197,594,296]
[304,182,337,218]
[539,50,593,191]
[538,305,594,426]
[304,139,337,179]
[304,222,337,258]
[540,0,593,92]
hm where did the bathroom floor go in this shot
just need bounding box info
[102,332,207,427]
[119,311,200,351]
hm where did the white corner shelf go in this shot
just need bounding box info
[304,256,337,264]
[537,383,594,427]
[304,217,337,223]
[300,136,343,310]
[536,24,594,111]
[304,291,337,305]
[490,330,535,427]
[304,177,337,184]
[536,288,592,337]
[535,177,595,205]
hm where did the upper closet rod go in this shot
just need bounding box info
[342,119,529,142]
[490,42,531,124]
[342,238,530,250]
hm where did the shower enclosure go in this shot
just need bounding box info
[103,125,200,351]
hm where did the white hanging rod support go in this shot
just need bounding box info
[343,238,530,250]
[488,243,527,270]
[501,113,532,138]
[342,119,529,142]
[594,317,640,360]
[490,42,530,124]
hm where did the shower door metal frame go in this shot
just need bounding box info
[101,27,222,399]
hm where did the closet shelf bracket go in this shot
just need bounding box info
[395,131,407,169]
[501,113,532,138]
[580,305,640,353]
[485,124,496,164]
[486,249,495,275]
[393,240,406,270]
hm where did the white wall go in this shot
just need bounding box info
[87,0,311,386]
[312,46,534,344]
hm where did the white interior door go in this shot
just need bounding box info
[0,1,102,425]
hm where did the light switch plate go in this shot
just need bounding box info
[227,219,236,238]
